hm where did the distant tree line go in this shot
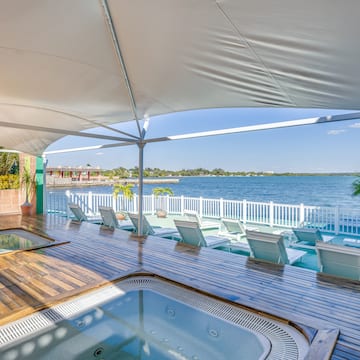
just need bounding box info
[102,166,360,178]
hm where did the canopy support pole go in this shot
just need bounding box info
[101,0,142,136]
[137,141,145,236]
[137,116,150,236]
[42,154,48,214]
[135,116,151,236]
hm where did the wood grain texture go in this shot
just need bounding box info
[0,214,359,359]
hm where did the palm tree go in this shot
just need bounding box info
[21,166,36,205]
[152,187,174,217]
[113,183,134,218]
[352,177,360,196]
[20,165,36,216]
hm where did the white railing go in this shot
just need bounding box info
[47,191,360,236]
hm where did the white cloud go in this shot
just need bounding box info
[96,152,104,155]
[327,129,346,135]
[349,122,360,128]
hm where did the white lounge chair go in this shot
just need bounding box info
[183,210,219,230]
[98,206,134,230]
[316,242,360,280]
[218,219,246,239]
[68,203,102,224]
[343,238,360,248]
[174,219,230,248]
[128,212,179,238]
[246,230,306,265]
[292,228,334,248]
[217,219,250,251]
[218,219,259,239]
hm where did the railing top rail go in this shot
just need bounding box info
[48,190,360,235]
[63,192,360,210]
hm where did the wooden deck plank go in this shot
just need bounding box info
[0,215,359,358]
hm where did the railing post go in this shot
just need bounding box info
[166,195,170,214]
[181,195,184,215]
[123,195,127,213]
[199,197,203,217]
[299,203,305,227]
[88,191,93,215]
[133,194,137,213]
[65,190,71,218]
[151,194,155,215]
[111,193,117,213]
[243,199,247,224]
[334,206,340,235]
[220,198,224,219]
[269,201,274,227]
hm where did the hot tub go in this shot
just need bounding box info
[0,229,54,254]
[0,276,310,359]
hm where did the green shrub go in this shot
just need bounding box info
[0,174,20,189]
[0,152,19,175]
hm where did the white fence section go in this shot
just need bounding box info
[47,191,360,236]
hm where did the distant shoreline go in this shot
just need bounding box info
[45,173,359,189]
[46,177,180,188]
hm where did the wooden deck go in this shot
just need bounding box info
[0,215,359,359]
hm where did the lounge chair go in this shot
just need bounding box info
[343,238,360,248]
[217,219,249,250]
[68,203,102,224]
[98,206,134,230]
[246,230,306,265]
[218,219,246,239]
[183,210,219,230]
[292,228,334,248]
[218,219,259,239]
[316,242,360,280]
[174,219,230,248]
[128,212,179,238]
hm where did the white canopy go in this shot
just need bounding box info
[1,0,360,155]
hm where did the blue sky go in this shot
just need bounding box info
[45,108,360,173]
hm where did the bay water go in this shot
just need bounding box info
[48,175,360,209]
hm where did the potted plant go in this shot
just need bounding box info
[152,187,174,218]
[20,165,36,216]
[113,182,134,220]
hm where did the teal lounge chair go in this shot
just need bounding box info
[246,230,306,265]
[174,219,230,248]
[98,206,134,230]
[316,242,360,280]
[183,210,219,230]
[292,228,334,248]
[128,212,179,238]
[68,203,102,224]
